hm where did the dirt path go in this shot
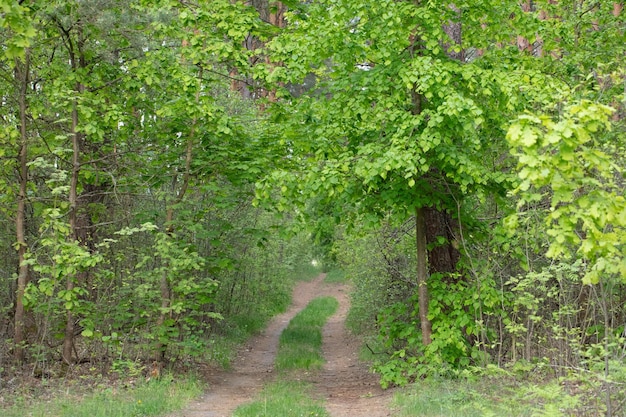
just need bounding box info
[171,273,394,417]
[310,281,395,417]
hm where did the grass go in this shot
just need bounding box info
[392,372,590,417]
[323,268,348,284]
[393,377,522,417]
[232,380,329,417]
[275,296,339,371]
[2,375,203,417]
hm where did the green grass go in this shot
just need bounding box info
[2,376,203,417]
[392,377,528,417]
[275,296,339,371]
[232,380,329,417]
[323,269,348,284]
[392,373,588,417]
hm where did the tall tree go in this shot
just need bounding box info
[0,0,41,363]
[259,0,558,357]
[13,50,31,363]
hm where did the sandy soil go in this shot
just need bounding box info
[171,273,395,417]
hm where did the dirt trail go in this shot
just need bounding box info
[171,273,394,417]
[310,281,395,417]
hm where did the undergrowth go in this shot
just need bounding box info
[2,374,202,417]
[294,263,324,281]
[324,269,348,284]
[391,363,625,416]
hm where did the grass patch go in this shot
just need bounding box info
[233,380,329,417]
[2,375,203,417]
[395,377,524,416]
[324,269,347,284]
[393,377,523,417]
[276,296,338,371]
[392,373,587,417]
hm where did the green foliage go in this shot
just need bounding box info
[336,225,413,335]
[293,262,323,282]
[276,296,338,371]
[233,381,329,417]
[1,3,625,415]
[259,0,553,223]
[0,0,39,60]
[507,100,626,285]
[374,276,495,388]
[504,261,588,364]
[21,209,103,344]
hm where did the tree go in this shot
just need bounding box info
[259,0,559,363]
[13,50,31,363]
[0,0,41,363]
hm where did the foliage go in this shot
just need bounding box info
[337,228,406,335]
[0,0,39,60]
[0,0,321,372]
[1,1,626,413]
[507,100,626,285]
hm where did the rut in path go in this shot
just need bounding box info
[171,273,394,417]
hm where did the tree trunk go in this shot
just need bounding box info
[14,51,31,363]
[408,6,464,347]
[423,206,460,277]
[235,0,286,101]
[62,25,86,365]
[62,78,83,365]
[415,206,432,345]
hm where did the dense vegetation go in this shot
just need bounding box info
[1,0,625,414]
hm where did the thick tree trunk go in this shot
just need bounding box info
[423,206,460,277]
[14,52,31,363]
[415,206,432,345]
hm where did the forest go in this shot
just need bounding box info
[1,0,625,415]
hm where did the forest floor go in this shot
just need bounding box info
[170,273,396,417]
